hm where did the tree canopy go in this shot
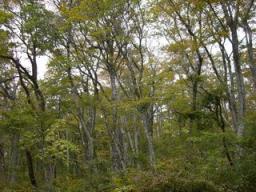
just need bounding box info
[0,0,256,191]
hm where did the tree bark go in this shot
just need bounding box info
[141,104,155,167]
[109,73,126,170]
[25,149,37,188]
[9,134,19,184]
[222,3,246,136]
[0,142,5,182]
[243,21,256,91]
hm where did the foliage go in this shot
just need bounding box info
[0,0,256,191]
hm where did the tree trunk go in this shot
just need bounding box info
[109,73,126,170]
[78,114,95,163]
[0,142,5,182]
[141,105,155,167]
[222,3,246,137]
[243,21,256,91]
[25,149,37,188]
[9,134,19,184]
[216,99,234,166]
[86,105,96,162]
[67,67,95,166]
[225,47,239,132]
[230,24,246,136]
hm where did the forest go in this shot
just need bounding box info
[0,0,256,191]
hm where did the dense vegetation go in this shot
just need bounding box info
[0,0,256,191]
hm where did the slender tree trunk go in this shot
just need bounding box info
[222,3,246,136]
[109,73,126,170]
[141,104,155,167]
[0,142,5,182]
[217,100,234,166]
[9,134,19,184]
[230,24,246,136]
[86,105,96,162]
[225,49,239,132]
[78,114,95,163]
[134,115,140,168]
[25,149,37,188]
[243,21,256,91]
[190,78,198,134]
